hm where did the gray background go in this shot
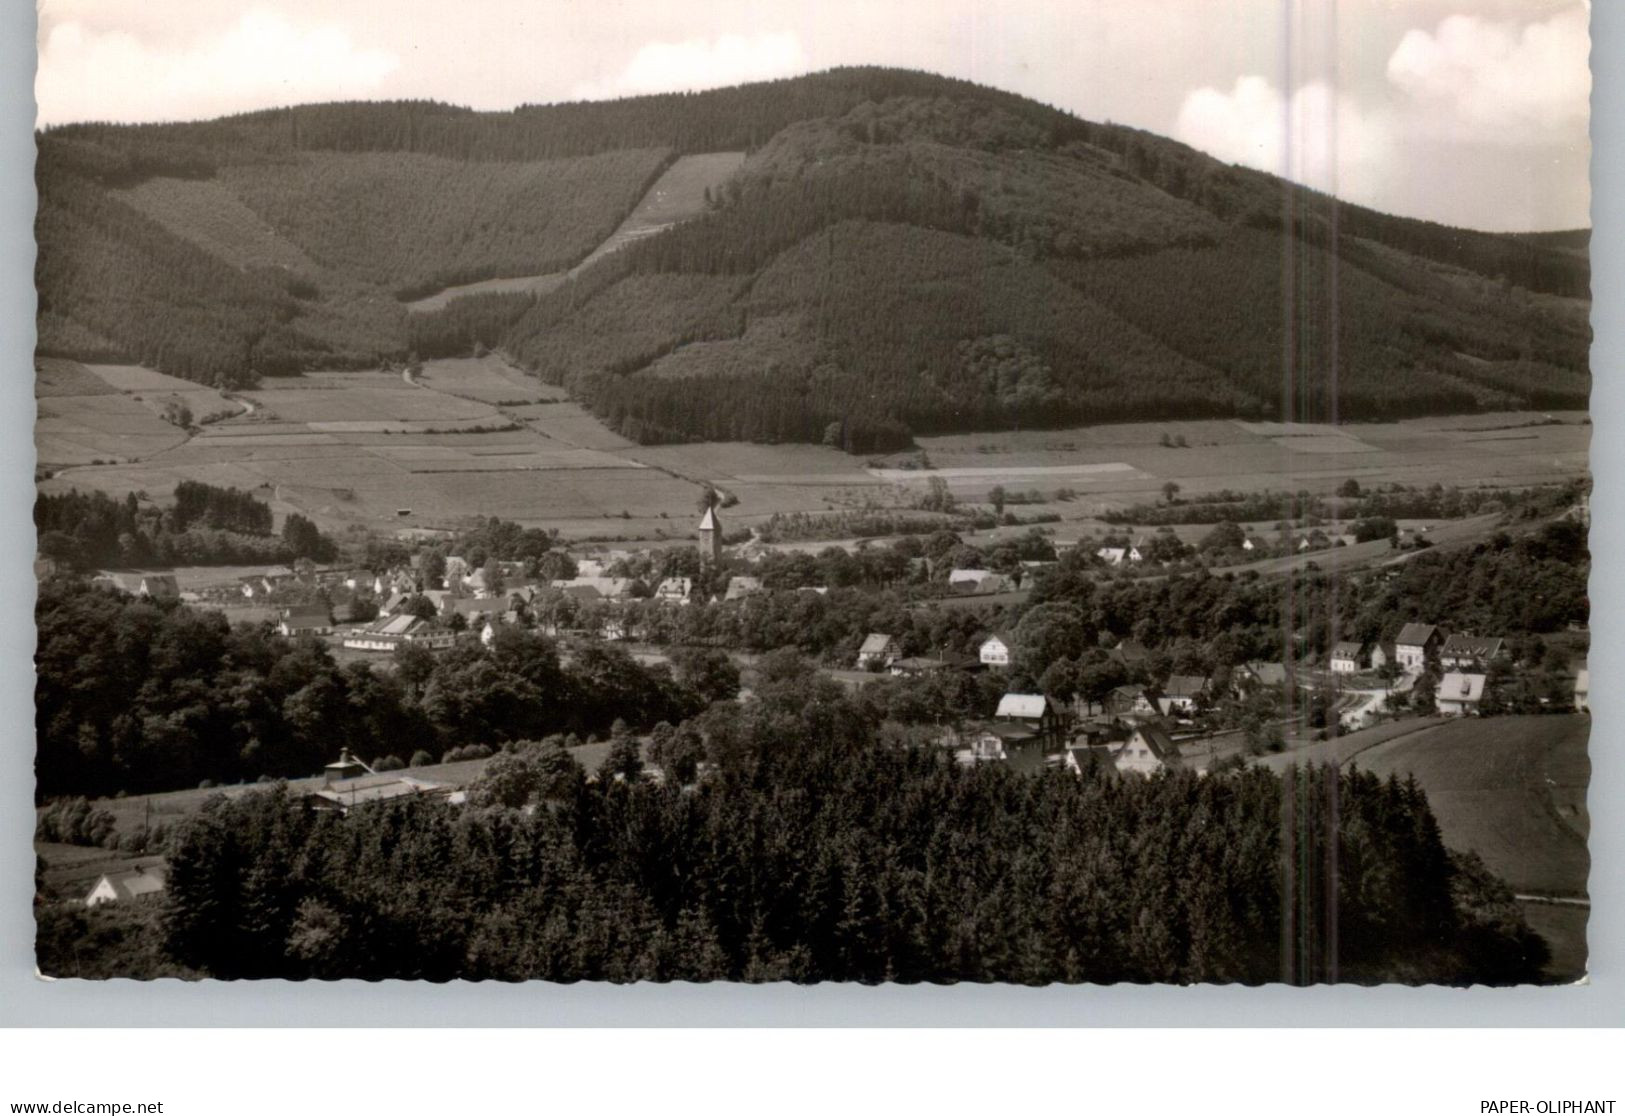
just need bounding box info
[0,0,1618,1026]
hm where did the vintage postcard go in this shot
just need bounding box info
[30,0,1591,984]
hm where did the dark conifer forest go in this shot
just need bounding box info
[38,67,1590,446]
[139,703,1547,985]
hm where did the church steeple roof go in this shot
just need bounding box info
[699,506,718,531]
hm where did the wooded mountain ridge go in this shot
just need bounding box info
[37,67,1591,447]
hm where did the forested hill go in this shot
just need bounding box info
[38,67,1591,444]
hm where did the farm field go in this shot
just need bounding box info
[405,152,746,312]
[38,345,1591,549]
[906,415,1590,511]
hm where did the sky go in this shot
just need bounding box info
[33,0,1591,231]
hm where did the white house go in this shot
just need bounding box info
[994,693,1063,741]
[856,633,898,669]
[654,577,694,605]
[1394,623,1441,672]
[1436,671,1487,716]
[979,633,1015,668]
[1157,675,1210,717]
[1113,725,1182,776]
[279,606,332,637]
[85,863,167,907]
[1330,641,1367,674]
[1096,545,1143,566]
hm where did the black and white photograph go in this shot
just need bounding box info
[25,0,1596,992]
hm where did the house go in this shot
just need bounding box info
[340,614,456,652]
[1112,724,1183,776]
[979,632,1015,668]
[1105,684,1160,720]
[553,577,635,602]
[1369,642,1396,672]
[84,862,168,907]
[306,772,454,814]
[1157,675,1210,717]
[889,656,945,677]
[1242,535,1268,552]
[956,722,1050,774]
[994,693,1064,743]
[1330,641,1368,674]
[1439,634,1506,671]
[654,577,694,605]
[1575,664,1589,713]
[446,597,508,625]
[856,633,898,670]
[1234,661,1289,693]
[947,569,1017,595]
[1394,623,1442,672]
[724,576,762,601]
[1436,671,1487,716]
[137,574,179,599]
[279,605,332,637]
[1096,545,1143,566]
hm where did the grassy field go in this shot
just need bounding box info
[1356,715,1590,898]
[1345,714,1589,981]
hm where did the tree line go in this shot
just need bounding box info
[36,484,337,570]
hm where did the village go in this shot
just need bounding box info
[54,479,1591,929]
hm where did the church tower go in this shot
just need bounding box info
[697,504,721,565]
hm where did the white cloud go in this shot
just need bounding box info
[1174,76,1393,201]
[36,8,400,126]
[1386,8,1590,143]
[572,32,806,101]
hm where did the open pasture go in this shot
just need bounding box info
[244,375,493,423]
[36,392,189,465]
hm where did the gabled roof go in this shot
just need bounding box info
[981,720,1041,743]
[698,506,719,531]
[1241,661,1288,687]
[980,631,1015,647]
[858,633,895,654]
[89,863,167,902]
[1117,725,1181,765]
[1395,623,1440,647]
[282,606,331,627]
[948,568,994,583]
[996,693,1054,720]
[1162,675,1210,699]
[1440,634,1505,658]
[308,773,452,808]
[1331,641,1366,658]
